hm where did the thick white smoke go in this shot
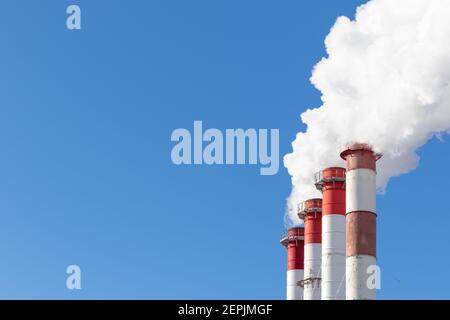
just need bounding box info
[284,0,450,226]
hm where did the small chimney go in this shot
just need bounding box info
[298,198,322,300]
[341,143,381,300]
[280,227,305,300]
[315,167,346,300]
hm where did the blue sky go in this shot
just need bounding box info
[0,0,448,299]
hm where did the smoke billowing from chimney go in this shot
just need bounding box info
[284,0,450,225]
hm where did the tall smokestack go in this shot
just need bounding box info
[280,227,305,300]
[315,167,346,300]
[340,144,381,300]
[298,199,322,300]
[284,0,450,228]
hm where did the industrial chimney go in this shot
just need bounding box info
[340,144,381,300]
[315,167,346,300]
[298,199,322,300]
[280,227,305,300]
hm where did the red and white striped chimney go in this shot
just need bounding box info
[280,227,305,300]
[315,167,346,300]
[298,199,322,300]
[340,143,381,300]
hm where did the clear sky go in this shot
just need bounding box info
[0,0,448,299]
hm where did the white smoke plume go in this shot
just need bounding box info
[284,0,450,226]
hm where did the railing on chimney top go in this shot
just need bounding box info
[314,168,346,191]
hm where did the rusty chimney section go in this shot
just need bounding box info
[340,143,381,300]
[315,167,346,300]
[280,227,305,300]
